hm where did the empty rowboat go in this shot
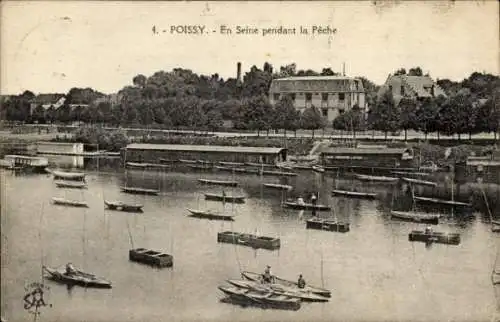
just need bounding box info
[51,170,86,181]
[129,248,173,268]
[217,231,280,250]
[120,187,160,195]
[401,177,437,187]
[353,174,399,183]
[408,230,460,245]
[241,271,331,298]
[186,208,234,221]
[414,196,472,208]
[204,193,245,204]
[104,200,143,212]
[263,183,293,191]
[312,165,325,173]
[218,285,301,311]
[390,211,440,225]
[52,197,88,208]
[306,218,350,233]
[282,201,331,211]
[331,189,377,200]
[43,265,111,288]
[197,179,238,187]
[55,181,87,189]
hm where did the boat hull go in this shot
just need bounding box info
[52,198,88,208]
[390,211,439,225]
[120,187,160,195]
[217,231,280,250]
[306,218,350,233]
[354,174,399,183]
[263,183,293,191]
[43,266,111,288]
[129,248,173,268]
[55,181,87,189]
[408,230,460,245]
[105,201,143,213]
[51,170,86,181]
[204,193,245,204]
[197,179,238,187]
[218,286,301,311]
[241,271,331,298]
[187,209,234,221]
[331,189,377,200]
[282,202,330,211]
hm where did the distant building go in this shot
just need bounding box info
[377,74,446,105]
[29,94,66,113]
[268,76,367,121]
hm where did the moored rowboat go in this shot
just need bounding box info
[401,177,437,187]
[263,183,293,191]
[55,180,88,189]
[43,265,111,288]
[218,285,301,311]
[204,193,245,204]
[390,210,440,225]
[414,196,472,208]
[51,170,86,181]
[52,197,88,207]
[197,179,238,187]
[120,186,160,195]
[331,189,377,200]
[186,208,234,221]
[282,201,330,211]
[353,173,399,183]
[241,271,331,298]
[104,200,143,212]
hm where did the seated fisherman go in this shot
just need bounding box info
[297,274,306,289]
[65,262,76,276]
[262,265,273,283]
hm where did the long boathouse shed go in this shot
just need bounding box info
[125,144,287,164]
[320,147,414,168]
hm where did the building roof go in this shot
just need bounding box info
[378,75,446,103]
[270,76,365,93]
[30,94,66,104]
[320,147,411,155]
[126,143,286,154]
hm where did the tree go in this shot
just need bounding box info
[206,109,224,133]
[399,98,418,141]
[394,68,407,76]
[367,91,400,140]
[45,106,56,124]
[332,107,363,139]
[273,95,300,137]
[31,105,45,124]
[132,74,147,88]
[408,67,423,76]
[300,106,324,138]
[321,68,338,76]
[415,97,438,140]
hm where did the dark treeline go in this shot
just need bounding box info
[1,64,499,139]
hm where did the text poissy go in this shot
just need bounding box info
[170,25,206,34]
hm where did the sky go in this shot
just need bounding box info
[1,1,498,95]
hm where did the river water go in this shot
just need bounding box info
[1,157,499,322]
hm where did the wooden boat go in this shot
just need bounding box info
[292,164,313,170]
[159,158,175,164]
[215,166,260,175]
[52,197,88,208]
[120,186,160,195]
[391,171,431,177]
[51,170,86,181]
[126,162,171,170]
[42,265,111,288]
[306,218,350,233]
[129,248,173,267]
[218,161,245,167]
[204,193,245,204]
[331,189,377,200]
[178,159,197,164]
[262,170,298,177]
[197,179,238,187]
[55,180,87,189]
[408,230,460,245]
[401,177,437,187]
[263,183,293,191]
[197,160,212,165]
[104,200,143,212]
[312,165,325,173]
[241,271,331,298]
[217,231,280,250]
[354,173,399,183]
[492,220,500,225]
[218,285,301,311]
[390,210,440,225]
[186,164,212,171]
[245,162,275,168]
[414,196,472,209]
[186,208,234,221]
[2,155,48,173]
[282,201,331,211]
[227,279,329,302]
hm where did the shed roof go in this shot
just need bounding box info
[126,143,285,154]
[321,147,411,155]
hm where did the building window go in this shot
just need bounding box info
[339,93,345,101]
[321,93,328,101]
[401,85,405,96]
[305,93,312,101]
[322,108,328,117]
[290,93,296,101]
[273,93,280,101]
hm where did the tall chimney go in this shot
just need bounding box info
[237,62,241,82]
[342,62,346,76]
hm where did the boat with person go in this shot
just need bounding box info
[204,192,245,204]
[197,179,238,187]
[353,173,399,183]
[52,197,88,208]
[241,271,331,298]
[218,285,301,311]
[263,183,293,191]
[401,177,437,187]
[186,208,235,221]
[42,265,112,288]
[282,200,331,211]
[50,170,86,181]
[104,200,143,212]
[120,186,160,195]
[227,279,329,302]
[390,210,440,225]
[55,180,88,189]
[331,189,377,200]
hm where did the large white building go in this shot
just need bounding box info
[269,76,367,121]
